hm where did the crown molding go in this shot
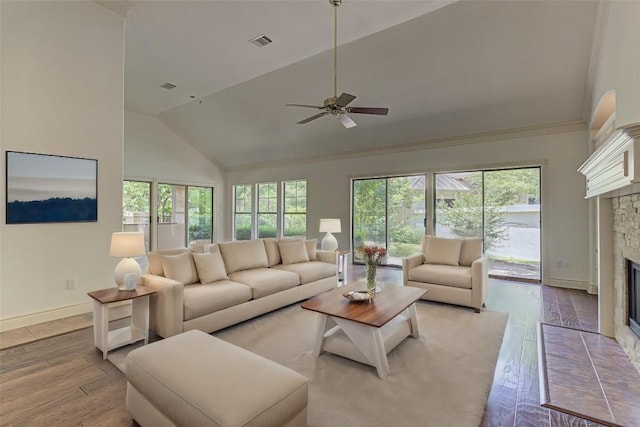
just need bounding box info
[124,103,160,117]
[95,1,134,17]
[582,0,611,123]
[227,120,588,172]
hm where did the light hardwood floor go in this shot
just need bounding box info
[0,265,603,426]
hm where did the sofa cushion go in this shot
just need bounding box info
[423,236,462,266]
[192,251,228,284]
[263,238,281,266]
[229,268,299,299]
[305,239,317,261]
[161,252,199,285]
[183,280,252,321]
[273,261,335,285]
[218,240,269,274]
[408,264,472,289]
[148,248,189,276]
[460,238,482,267]
[278,240,310,265]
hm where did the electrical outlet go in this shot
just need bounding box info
[66,278,77,290]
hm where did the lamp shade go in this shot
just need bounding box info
[319,218,341,233]
[109,232,146,258]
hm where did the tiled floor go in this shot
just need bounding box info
[539,323,640,427]
[0,312,93,350]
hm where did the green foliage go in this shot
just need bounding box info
[388,243,421,258]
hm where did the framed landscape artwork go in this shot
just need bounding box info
[6,151,98,224]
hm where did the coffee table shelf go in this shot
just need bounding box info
[302,284,426,379]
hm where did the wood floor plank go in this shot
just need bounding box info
[514,340,550,427]
[481,382,517,427]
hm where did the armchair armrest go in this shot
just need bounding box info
[402,254,424,285]
[316,250,338,264]
[470,256,489,311]
[141,273,184,338]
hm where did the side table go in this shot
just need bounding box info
[87,285,156,360]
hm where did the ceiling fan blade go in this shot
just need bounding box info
[347,107,389,116]
[286,103,324,109]
[338,114,357,129]
[297,112,329,124]
[335,93,357,107]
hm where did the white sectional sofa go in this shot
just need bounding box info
[142,238,337,338]
[402,235,488,312]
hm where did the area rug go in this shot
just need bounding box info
[110,301,507,427]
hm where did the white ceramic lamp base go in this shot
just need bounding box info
[114,257,142,291]
[321,232,338,251]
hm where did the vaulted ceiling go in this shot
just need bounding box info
[124,0,599,168]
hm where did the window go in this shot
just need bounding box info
[157,183,187,249]
[233,184,253,240]
[188,186,214,245]
[257,182,277,238]
[122,180,214,251]
[282,180,306,237]
[122,180,151,251]
[352,175,426,266]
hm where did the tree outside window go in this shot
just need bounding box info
[283,180,306,237]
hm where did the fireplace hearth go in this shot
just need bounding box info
[629,260,640,340]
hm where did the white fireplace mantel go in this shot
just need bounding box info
[578,124,640,198]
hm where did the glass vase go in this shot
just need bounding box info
[366,261,377,294]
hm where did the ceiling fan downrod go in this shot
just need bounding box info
[330,0,342,100]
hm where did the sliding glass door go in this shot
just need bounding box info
[352,176,425,266]
[434,167,541,281]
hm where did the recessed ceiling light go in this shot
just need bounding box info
[159,82,177,90]
[249,34,273,47]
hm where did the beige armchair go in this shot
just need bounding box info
[402,235,488,312]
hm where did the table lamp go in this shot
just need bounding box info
[319,219,341,251]
[110,232,146,290]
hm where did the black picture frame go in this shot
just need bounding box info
[6,151,98,224]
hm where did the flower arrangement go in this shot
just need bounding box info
[356,244,387,293]
[356,244,387,265]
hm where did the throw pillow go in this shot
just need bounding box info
[192,251,228,284]
[161,252,199,284]
[424,236,462,266]
[459,238,483,267]
[278,240,310,265]
[263,238,282,266]
[305,239,317,261]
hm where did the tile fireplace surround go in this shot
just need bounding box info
[612,192,640,371]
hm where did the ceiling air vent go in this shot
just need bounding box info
[249,34,273,47]
[159,82,177,90]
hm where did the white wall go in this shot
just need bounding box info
[1,2,125,324]
[124,110,226,243]
[592,0,640,127]
[227,129,590,287]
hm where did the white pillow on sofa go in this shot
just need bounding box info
[305,239,317,261]
[161,252,199,284]
[278,240,310,265]
[423,236,462,266]
[192,251,228,284]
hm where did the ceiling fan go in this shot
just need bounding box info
[286,0,389,129]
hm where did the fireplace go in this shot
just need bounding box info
[629,260,640,340]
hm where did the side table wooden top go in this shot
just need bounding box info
[87,285,156,304]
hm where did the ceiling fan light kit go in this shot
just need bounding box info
[286,0,389,128]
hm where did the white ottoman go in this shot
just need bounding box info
[126,330,308,427]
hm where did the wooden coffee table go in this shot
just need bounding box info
[301,284,426,379]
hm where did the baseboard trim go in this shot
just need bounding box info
[548,278,589,291]
[0,302,92,332]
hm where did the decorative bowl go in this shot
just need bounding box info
[343,290,375,302]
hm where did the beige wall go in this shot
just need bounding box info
[124,110,226,244]
[592,0,640,127]
[227,129,590,287]
[1,2,125,324]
